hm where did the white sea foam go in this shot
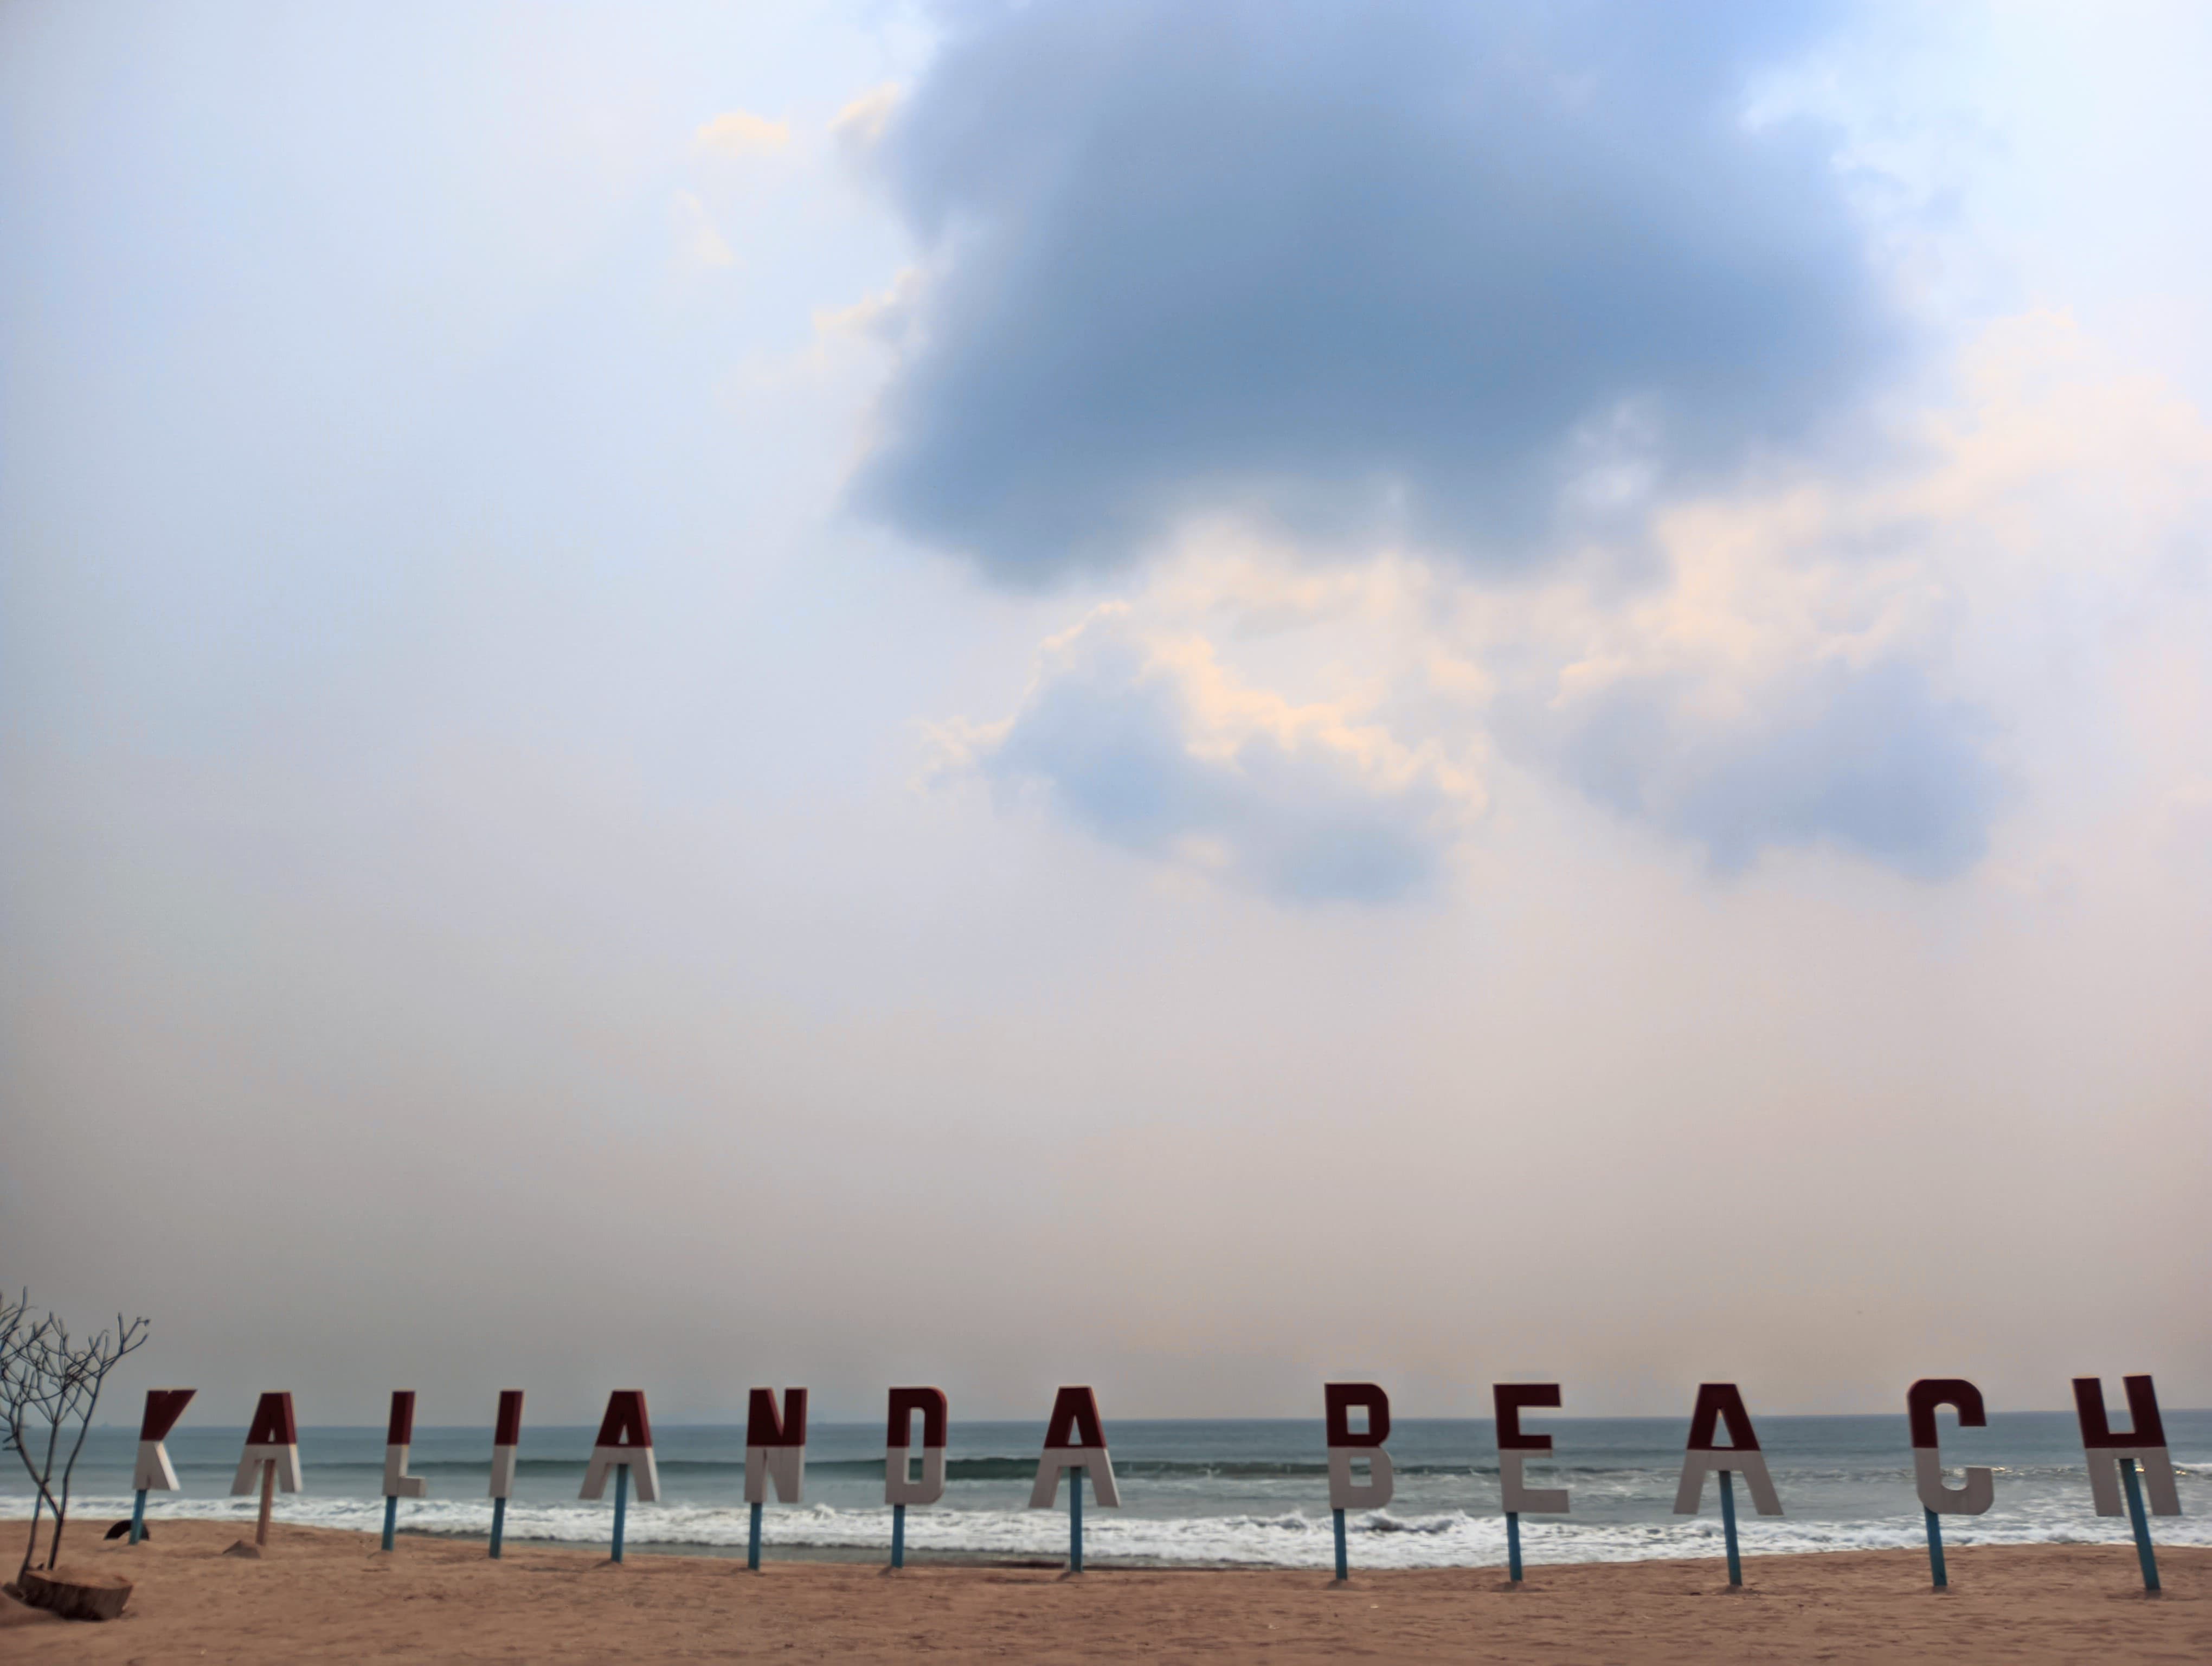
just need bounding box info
[85,1491,2212,1569]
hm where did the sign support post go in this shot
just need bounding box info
[611,1463,629,1562]
[130,1490,149,1545]
[748,1502,763,1572]
[1924,1509,1947,1587]
[2119,1458,2160,1593]
[1504,1510,1522,1582]
[257,1460,276,1547]
[490,1496,507,1560]
[1069,1466,1084,1574]
[1718,1470,1741,1587]
[891,1502,906,1570]
[382,1495,398,1553]
[1332,1508,1348,1581]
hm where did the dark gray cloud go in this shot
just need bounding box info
[857,0,1896,581]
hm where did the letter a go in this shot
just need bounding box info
[1672,1383,1782,1516]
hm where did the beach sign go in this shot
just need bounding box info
[884,1385,948,1570]
[744,1387,808,1571]
[229,1391,302,1548]
[380,1391,428,1551]
[2073,1374,2180,1592]
[578,1391,659,1564]
[1030,1386,1118,1574]
[1323,1382,1393,1582]
[487,1389,524,1559]
[1494,1383,1568,1582]
[1671,1383,1782,1586]
[128,1388,195,1545]
[1908,1378,1992,1587]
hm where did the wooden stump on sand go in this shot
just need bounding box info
[16,1565,133,1622]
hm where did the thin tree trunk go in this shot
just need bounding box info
[18,1493,40,1583]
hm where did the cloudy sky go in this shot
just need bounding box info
[3,1,2208,1426]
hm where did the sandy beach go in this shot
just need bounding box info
[2,1517,2203,1663]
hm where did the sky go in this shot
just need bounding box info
[2,1,2208,1428]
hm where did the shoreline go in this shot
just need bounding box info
[5,1517,2204,1662]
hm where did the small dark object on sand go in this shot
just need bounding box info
[103,1520,144,1541]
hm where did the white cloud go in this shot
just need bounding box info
[671,189,735,270]
[933,605,1481,902]
[832,83,899,155]
[694,108,790,159]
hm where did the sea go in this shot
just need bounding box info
[9,1413,2205,1569]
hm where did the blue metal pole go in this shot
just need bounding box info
[1719,1469,1742,1587]
[611,1463,629,1564]
[1925,1508,1947,1587]
[489,1496,506,1560]
[2119,1458,2160,1593]
[1070,1466,1084,1574]
[1333,1507,1348,1581]
[748,1501,763,1572]
[891,1502,905,1570]
[129,1489,148,1546]
[1506,1510,1522,1582]
[382,1494,398,1553]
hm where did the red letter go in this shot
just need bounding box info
[580,1390,660,1502]
[1030,1386,1120,1508]
[1907,1378,1991,1515]
[1494,1383,1567,1513]
[1324,1382,1393,1510]
[886,1386,948,1507]
[1671,1383,1782,1516]
[2073,1375,2179,1516]
[489,1391,524,1500]
[745,1388,809,1504]
[132,1389,195,1492]
[230,1392,302,1496]
[383,1391,428,1500]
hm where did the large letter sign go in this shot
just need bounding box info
[580,1391,660,1502]
[2074,1375,2180,1517]
[383,1391,429,1501]
[745,1388,808,1505]
[487,1389,524,1560]
[1908,1379,1993,1515]
[133,1389,196,1494]
[1324,1382,1393,1511]
[128,1388,195,1544]
[1494,1383,1568,1514]
[1672,1383,1783,1516]
[1029,1385,1120,1508]
[230,1392,303,1496]
[378,1390,428,1552]
[490,1390,525,1502]
[886,1386,949,1507]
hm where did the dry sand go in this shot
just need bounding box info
[3,1516,2205,1662]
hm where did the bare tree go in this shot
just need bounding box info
[2,1295,150,1580]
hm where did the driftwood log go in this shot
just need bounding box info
[15,1564,132,1622]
